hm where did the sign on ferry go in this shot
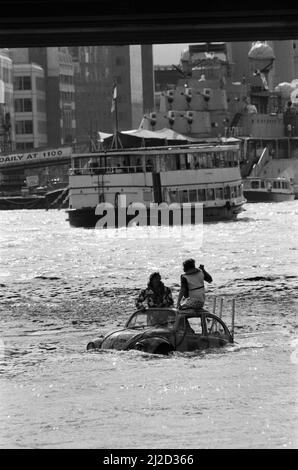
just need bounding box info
[0,147,72,166]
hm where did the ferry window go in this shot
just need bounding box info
[165,155,178,171]
[198,188,206,201]
[169,191,179,203]
[260,180,265,188]
[251,181,260,189]
[215,188,223,199]
[189,189,197,202]
[224,186,230,199]
[187,153,195,169]
[213,154,220,167]
[194,157,200,169]
[206,155,213,168]
[179,190,189,203]
[129,156,143,172]
[199,155,207,168]
[273,181,278,189]
[179,154,187,170]
[145,157,154,171]
[193,153,199,168]
[206,188,215,200]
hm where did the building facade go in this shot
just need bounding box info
[11,47,76,148]
[0,49,14,152]
[70,45,154,148]
[13,63,47,150]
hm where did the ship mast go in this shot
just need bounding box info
[110,82,123,149]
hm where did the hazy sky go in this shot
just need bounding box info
[153,43,190,65]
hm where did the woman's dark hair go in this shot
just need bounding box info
[148,272,161,287]
[183,258,196,272]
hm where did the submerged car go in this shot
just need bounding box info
[87,307,234,355]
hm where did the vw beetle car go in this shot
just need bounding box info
[87,308,234,355]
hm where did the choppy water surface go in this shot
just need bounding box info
[0,202,297,448]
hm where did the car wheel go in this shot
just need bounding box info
[154,343,173,355]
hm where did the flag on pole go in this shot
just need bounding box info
[111,84,117,113]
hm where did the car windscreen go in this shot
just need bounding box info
[127,310,176,329]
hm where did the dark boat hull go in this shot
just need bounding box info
[0,195,46,210]
[66,203,244,228]
[244,190,295,202]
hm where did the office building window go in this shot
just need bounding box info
[14,76,32,90]
[16,142,34,150]
[14,98,32,112]
[15,120,33,134]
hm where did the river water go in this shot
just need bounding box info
[0,202,297,449]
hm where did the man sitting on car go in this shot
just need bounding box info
[177,258,212,310]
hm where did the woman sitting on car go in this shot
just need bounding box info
[135,272,174,310]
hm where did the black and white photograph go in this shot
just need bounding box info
[0,3,297,454]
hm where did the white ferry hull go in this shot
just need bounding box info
[66,202,244,228]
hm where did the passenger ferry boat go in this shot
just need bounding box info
[66,141,246,227]
[243,177,295,202]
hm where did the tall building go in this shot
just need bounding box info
[13,63,47,150]
[11,47,76,148]
[70,45,154,147]
[229,42,252,83]
[0,49,14,152]
[270,40,296,86]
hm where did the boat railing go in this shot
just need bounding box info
[69,161,240,176]
[69,165,145,176]
[224,126,244,137]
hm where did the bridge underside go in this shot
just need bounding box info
[0,4,298,47]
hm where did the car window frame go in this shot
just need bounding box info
[125,308,178,329]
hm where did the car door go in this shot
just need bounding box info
[175,315,209,351]
[205,314,231,346]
